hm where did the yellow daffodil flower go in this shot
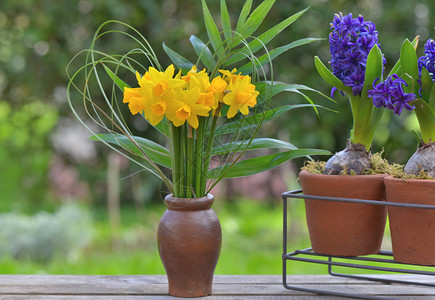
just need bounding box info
[166,87,211,129]
[138,65,185,97]
[208,76,227,103]
[223,75,258,118]
[123,87,145,115]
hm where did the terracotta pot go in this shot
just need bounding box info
[157,193,222,297]
[299,170,387,256]
[385,176,435,265]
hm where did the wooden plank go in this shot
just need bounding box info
[0,295,432,299]
[0,275,434,298]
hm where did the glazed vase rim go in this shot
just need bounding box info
[164,193,214,211]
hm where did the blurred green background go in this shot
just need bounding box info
[0,0,433,274]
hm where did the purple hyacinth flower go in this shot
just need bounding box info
[418,38,435,80]
[329,12,384,97]
[368,74,416,115]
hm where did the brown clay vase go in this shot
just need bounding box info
[157,193,222,297]
[385,176,435,265]
[299,170,387,256]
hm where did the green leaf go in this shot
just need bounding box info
[361,44,383,97]
[420,67,433,102]
[211,138,297,155]
[413,99,435,143]
[224,8,309,66]
[202,0,224,58]
[145,114,170,137]
[103,64,131,91]
[237,38,322,74]
[238,0,275,37]
[220,0,232,42]
[388,36,419,77]
[189,35,215,70]
[314,56,352,95]
[256,81,333,102]
[429,80,435,112]
[162,42,194,71]
[91,133,172,169]
[236,0,252,32]
[214,104,318,135]
[400,39,419,94]
[208,148,330,178]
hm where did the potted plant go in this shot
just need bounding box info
[299,12,388,257]
[367,37,435,265]
[67,0,329,297]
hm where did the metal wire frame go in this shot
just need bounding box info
[282,189,435,300]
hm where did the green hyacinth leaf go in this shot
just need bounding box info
[420,67,433,103]
[361,44,383,98]
[413,99,435,144]
[400,39,419,94]
[388,36,419,77]
[314,56,352,95]
[429,80,435,112]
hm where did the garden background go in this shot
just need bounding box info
[0,0,433,274]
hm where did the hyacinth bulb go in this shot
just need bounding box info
[323,142,371,175]
[404,142,435,178]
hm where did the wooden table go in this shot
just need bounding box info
[0,274,434,299]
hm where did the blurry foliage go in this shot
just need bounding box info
[0,204,92,262]
[0,0,434,207]
[0,100,58,211]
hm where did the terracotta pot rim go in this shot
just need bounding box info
[164,193,214,211]
[384,175,435,183]
[299,169,387,179]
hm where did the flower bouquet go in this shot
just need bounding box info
[67,0,329,296]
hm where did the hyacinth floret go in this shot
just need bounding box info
[368,74,416,115]
[329,12,383,96]
[418,38,435,81]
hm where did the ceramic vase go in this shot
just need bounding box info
[157,193,222,297]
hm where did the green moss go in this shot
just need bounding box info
[301,152,433,179]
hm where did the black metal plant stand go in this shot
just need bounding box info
[282,189,435,300]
